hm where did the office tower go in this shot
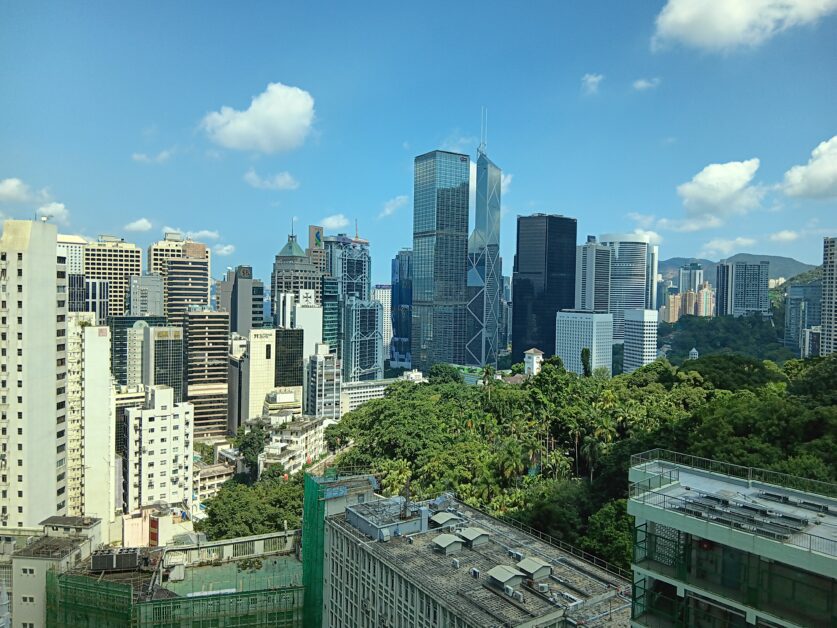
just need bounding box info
[696,281,715,317]
[164,244,211,328]
[0,219,69,528]
[575,236,611,312]
[228,329,276,432]
[716,261,770,317]
[56,234,88,274]
[411,150,470,370]
[293,289,323,363]
[321,276,340,355]
[216,265,264,335]
[501,274,512,350]
[803,325,822,357]
[323,233,372,299]
[390,249,412,368]
[511,214,577,362]
[147,231,210,276]
[141,326,185,401]
[83,235,142,316]
[307,224,326,273]
[127,273,164,317]
[66,312,116,520]
[554,311,613,376]
[184,308,230,437]
[715,261,733,316]
[124,386,193,512]
[271,234,323,319]
[82,278,109,324]
[464,146,502,368]
[600,233,658,341]
[372,284,392,365]
[629,450,836,628]
[678,262,704,293]
[68,273,86,312]
[623,309,658,374]
[784,281,822,356]
[306,343,342,420]
[107,315,166,385]
[822,237,837,356]
[275,327,304,387]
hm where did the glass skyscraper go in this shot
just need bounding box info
[511,214,577,362]
[390,248,413,368]
[411,150,470,371]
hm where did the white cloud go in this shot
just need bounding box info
[581,73,604,95]
[700,236,756,257]
[213,243,235,256]
[243,168,299,191]
[124,217,152,232]
[440,130,476,154]
[201,82,315,154]
[132,148,174,164]
[379,195,408,219]
[633,228,663,244]
[633,77,661,91]
[0,177,49,204]
[653,0,837,52]
[769,229,800,242]
[501,173,513,196]
[321,214,349,230]
[783,135,837,198]
[37,202,70,226]
[628,212,658,228]
[162,226,220,241]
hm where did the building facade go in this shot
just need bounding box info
[127,274,164,317]
[623,309,658,374]
[716,261,770,318]
[390,249,412,368]
[271,234,323,318]
[164,247,210,328]
[216,265,264,336]
[107,315,166,385]
[678,262,704,293]
[372,284,392,366]
[554,310,613,376]
[275,327,304,388]
[227,329,277,432]
[822,237,836,356]
[575,235,611,312]
[184,308,229,437]
[306,343,342,420]
[141,326,185,402]
[784,281,822,356]
[83,235,142,316]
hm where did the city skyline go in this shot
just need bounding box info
[1,3,836,286]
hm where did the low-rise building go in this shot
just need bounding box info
[192,461,235,510]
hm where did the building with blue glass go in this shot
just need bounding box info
[390,248,412,368]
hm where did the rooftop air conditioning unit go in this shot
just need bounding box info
[538,583,549,593]
[513,591,524,603]
[470,568,480,579]
[451,559,460,569]
[504,585,514,597]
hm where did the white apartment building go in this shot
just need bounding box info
[822,237,836,356]
[66,313,117,527]
[254,414,326,476]
[227,328,276,432]
[124,386,193,512]
[554,310,613,376]
[372,284,392,363]
[56,234,88,275]
[306,343,342,420]
[0,219,69,529]
[83,235,142,316]
[623,308,658,374]
[339,377,397,416]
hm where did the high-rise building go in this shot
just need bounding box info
[216,265,264,336]
[696,281,715,317]
[600,233,659,341]
[511,214,577,362]
[306,224,326,273]
[822,237,837,356]
[623,309,658,374]
[784,281,822,356]
[372,284,392,365]
[681,289,698,317]
[127,273,164,317]
[716,261,770,317]
[803,325,822,357]
[411,150,470,371]
[147,231,210,276]
[629,449,836,628]
[390,249,412,368]
[164,244,211,328]
[554,311,613,376]
[65,313,116,522]
[141,326,185,402]
[663,292,682,323]
[0,219,69,528]
[184,308,229,437]
[123,386,193,512]
[271,234,323,318]
[275,327,304,388]
[678,262,704,293]
[306,343,342,420]
[321,275,340,355]
[575,236,611,312]
[82,278,109,324]
[107,315,166,385]
[56,234,88,275]
[465,147,502,368]
[227,329,277,432]
[83,235,142,316]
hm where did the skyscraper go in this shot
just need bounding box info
[141,326,185,402]
[465,147,502,368]
[599,233,659,341]
[321,276,340,354]
[184,308,230,437]
[307,224,326,273]
[715,261,770,317]
[575,236,611,312]
[411,150,470,370]
[306,343,342,420]
[275,327,304,388]
[107,315,166,385]
[83,235,142,316]
[678,262,704,293]
[390,249,412,368]
[271,234,324,318]
[164,244,211,328]
[623,309,658,374]
[127,274,164,317]
[784,281,822,356]
[511,214,577,362]
[216,265,265,335]
[372,284,392,365]
[554,311,613,376]
[56,233,88,275]
[821,237,836,356]
[147,231,210,276]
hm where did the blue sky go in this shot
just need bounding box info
[1,1,835,284]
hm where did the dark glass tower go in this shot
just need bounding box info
[411,150,470,371]
[107,315,166,384]
[390,249,413,368]
[511,214,577,362]
[275,327,304,387]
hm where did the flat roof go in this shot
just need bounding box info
[14,536,86,560]
[40,516,100,528]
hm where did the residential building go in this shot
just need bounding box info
[681,289,698,317]
[623,309,658,374]
[184,308,229,437]
[192,461,235,509]
[411,150,470,371]
[716,260,770,317]
[123,386,193,512]
[253,414,326,476]
[127,273,164,317]
[784,281,822,356]
[822,237,836,356]
[83,235,142,316]
[262,386,303,418]
[306,343,342,420]
[512,214,577,361]
[107,315,166,385]
[271,233,323,317]
[56,234,88,275]
[554,310,613,376]
[339,377,398,415]
[465,146,502,368]
[600,233,659,341]
[678,262,704,293]
[390,248,412,368]
[628,449,836,628]
[803,325,822,358]
[0,219,69,528]
[696,281,715,317]
[227,329,277,432]
[164,243,211,327]
[372,284,392,365]
[663,292,682,324]
[141,326,185,402]
[216,265,264,335]
[275,327,304,388]
[575,235,611,312]
[523,347,543,376]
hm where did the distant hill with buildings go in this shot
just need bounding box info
[660,254,816,286]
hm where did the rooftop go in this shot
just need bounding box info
[14,535,86,560]
[40,516,100,529]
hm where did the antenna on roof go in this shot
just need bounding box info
[479,107,488,155]
[355,219,359,240]
[290,217,294,237]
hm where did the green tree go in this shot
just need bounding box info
[581,348,592,377]
[428,363,464,385]
[580,500,633,570]
[510,362,525,375]
[234,424,266,483]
